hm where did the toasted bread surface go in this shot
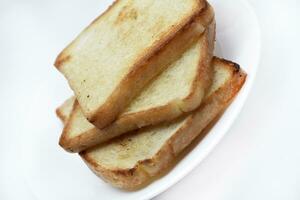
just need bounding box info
[55,0,211,129]
[59,16,216,153]
[78,57,247,190]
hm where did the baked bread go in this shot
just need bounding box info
[57,57,247,189]
[56,97,75,123]
[59,17,215,153]
[55,0,213,129]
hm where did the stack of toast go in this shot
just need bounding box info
[55,0,247,190]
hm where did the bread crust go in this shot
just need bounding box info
[56,108,68,124]
[79,57,247,190]
[59,5,216,153]
[55,0,209,129]
[56,97,76,124]
[179,18,215,112]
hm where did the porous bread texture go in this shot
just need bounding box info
[125,24,213,113]
[78,57,247,190]
[55,0,209,129]
[59,16,216,153]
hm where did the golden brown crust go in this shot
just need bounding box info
[180,17,215,112]
[60,102,180,152]
[60,124,99,153]
[56,97,76,124]
[59,4,215,153]
[81,152,149,189]
[80,58,247,190]
[54,55,71,70]
[56,108,68,124]
[59,101,80,149]
[59,100,105,152]
[170,57,247,155]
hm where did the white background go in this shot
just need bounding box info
[1,0,300,199]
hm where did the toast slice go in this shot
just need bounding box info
[55,0,213,129]
[59,19,216,153]
[57,57,246,189]
[56,96,75,124]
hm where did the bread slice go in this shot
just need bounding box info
[59,18,216,153]
[55,0,213,129]
[77,57,247,190]
[56,97,76,124]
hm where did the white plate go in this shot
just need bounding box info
[0,0,260,199]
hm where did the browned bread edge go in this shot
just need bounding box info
[79,57,247,190]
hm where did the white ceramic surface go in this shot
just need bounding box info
[0,0,260,199]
